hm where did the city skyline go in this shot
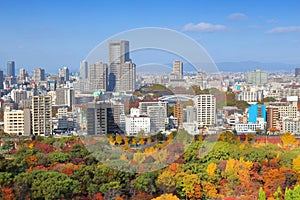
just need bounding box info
[0,1,300,73]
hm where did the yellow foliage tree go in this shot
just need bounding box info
[293,155,300,172]
[116,135,123,145]
[139,139,145,145]
[202,181,218,198]
[109,136,115,146]
[124,137,129,145]
[120,153,127,161]
[206,163,217,176]
[133,152,146,164]
[281,132,296,147]
[152,193,179,200]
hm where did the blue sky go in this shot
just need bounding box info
[0,0,300,73]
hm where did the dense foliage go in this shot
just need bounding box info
[0,133,299,200]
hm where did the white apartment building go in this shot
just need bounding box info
[283,118,300,134]
[235,118,265,134]
[4,109,24,135]
[194,94,216,127]
[125,108,150,136]
[235,90,263,102]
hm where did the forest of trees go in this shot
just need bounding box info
[0,132,299,200]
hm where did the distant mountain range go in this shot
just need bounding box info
[136,61,300,74]
[215,61,300,73]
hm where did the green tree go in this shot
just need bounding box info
[14,171,81,200]
[258,187,266,200]
[285,185,300,200]
[48,152,70,163]
[132,172,158,194]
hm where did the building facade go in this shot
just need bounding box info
[32,95,52,135]
[194,94,216,127]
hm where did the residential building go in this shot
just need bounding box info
[194,94,216,127]
[4,108,28,135]
[170,60,183,80]
[266,107,279,129]
[32,95,52,135]
[174,100,183,125]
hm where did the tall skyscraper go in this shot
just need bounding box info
[32,95,52,135]
[88,62,107,91]
[194,94,216,127]
[7,61,15,77]
[0,70,4,89]
[108,40,135,92]
[80,60,88,79]
[33,68,45,83]
[59,66,69,82]
[247,69,268,86]
[170,60,183,80]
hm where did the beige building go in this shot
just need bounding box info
[4,108,31,135]
[170,60,183,80]
[32,95,52,136]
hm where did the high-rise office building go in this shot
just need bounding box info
[33,68,45,83]
[174,100,183,125]
[247,69,268,86]
[108,40,136,92]
[194,94,216,127]
[19,68,28,82]
[170,60,183,80]
[88,62,107,91]
[32,95,52,135]
[86,102,117,135]
[7,61,15,77]
[55,88,75,107]
[0,70,3,89]
[80,60,88,79]
[147,106,166,133]
[11,89,28,104]
[59,66,69,82]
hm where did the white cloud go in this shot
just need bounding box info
[267,26,300,34]
[183,22,228,32]
[228,13,248,21]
